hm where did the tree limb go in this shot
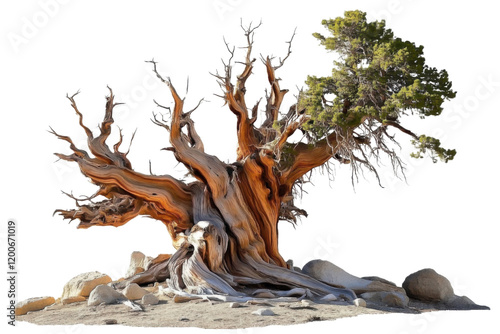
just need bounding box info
[148,60,230,198]
[260,56,289,129]
[52,89,194,234]
[212,23,262,160]
[280,131,339,188]
[382,120,420,140]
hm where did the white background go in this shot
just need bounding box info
[1,0,499,333]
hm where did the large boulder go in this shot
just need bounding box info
[402,268,454,302]
[122,283,149,300]
[62,271,112,299]
[125,251,153,278]
[15,296,55,315]
[88,284,125,306]
[302,259,401,294]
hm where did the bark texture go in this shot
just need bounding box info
[53,25,355,300]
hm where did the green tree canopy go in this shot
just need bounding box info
[298,10,456,180]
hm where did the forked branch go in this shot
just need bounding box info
[211,23,264,160]
[259,29,296,134]
[148,60,230,198]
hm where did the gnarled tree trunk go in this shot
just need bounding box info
[53,25,355,300]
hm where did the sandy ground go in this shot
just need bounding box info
[16,295,395,329]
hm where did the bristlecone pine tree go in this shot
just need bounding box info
[52,11,456,300]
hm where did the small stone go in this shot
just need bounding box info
[251,308,276,316]
[229,302,241,308]
[301,300,311,306]
[62,296,86,305]
[104,319,117,325]
[320,294,338,302]
[88,285,125,306]
[122,283,149,300]
[353,298,366,307]
[174,295,196,303]
[179,317,190,322]
[141,293,159,305]
[61,272,112,299]
[15,297,55,316]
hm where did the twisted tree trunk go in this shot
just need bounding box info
[53,25,355,300]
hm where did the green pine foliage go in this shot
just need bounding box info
[410,135,456,163]
[299,10,456,163]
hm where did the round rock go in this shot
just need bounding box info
[88,285,125,306]
[141,293,159,305]
[402,268,454,302]
[122,283,149,300]
[353,298,366,307]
